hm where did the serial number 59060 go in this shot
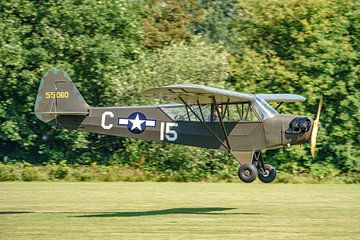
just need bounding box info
[45,91,69,99]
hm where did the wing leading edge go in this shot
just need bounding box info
[256,94,306,102]
[142,84,306,104]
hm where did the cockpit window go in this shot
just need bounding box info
[160,102,262,122]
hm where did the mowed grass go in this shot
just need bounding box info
[0,183,359,240]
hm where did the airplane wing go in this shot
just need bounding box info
[256,94,306,102]
[142,84,255,104]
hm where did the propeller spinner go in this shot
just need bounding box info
[310,96,323,159]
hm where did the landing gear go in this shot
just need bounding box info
[236,151,277,183]
[237,164,258,183]
[253,152,277,183]
[258,164,276,183]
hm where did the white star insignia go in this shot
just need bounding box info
[129,114,145,131]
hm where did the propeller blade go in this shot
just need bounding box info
[310,96,323,159]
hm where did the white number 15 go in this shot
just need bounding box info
[160,122,178,141]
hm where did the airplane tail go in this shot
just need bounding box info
[34,69,89,123]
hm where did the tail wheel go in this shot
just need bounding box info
[258,164,277,183]
[238,164,258,183]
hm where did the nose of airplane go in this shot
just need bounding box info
[282,115,313,146]
[281,96,323,159]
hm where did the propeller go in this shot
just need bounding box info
[310,96,323,159]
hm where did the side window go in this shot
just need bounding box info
[241,103,260,122]
[160,104,205,122]
[208,103,259,122]
[160,103,261,122]
[225,104,240,122]
[224,103,260,122]
[161,105,188,121]
[188,105,203,122]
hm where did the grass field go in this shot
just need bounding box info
[0,182,359,240]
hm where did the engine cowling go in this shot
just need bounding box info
[286,117,311,134]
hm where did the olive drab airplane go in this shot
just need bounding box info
[34,69,323,183]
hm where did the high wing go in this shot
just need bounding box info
[256,94,306,102]
[142,84,305,104]
[142,84,255,104]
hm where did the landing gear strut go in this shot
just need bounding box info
[237,152,277,183]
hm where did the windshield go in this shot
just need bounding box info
[254,97,278,119]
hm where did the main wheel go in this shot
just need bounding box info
[258,164,276,183]
[237,164,258,183]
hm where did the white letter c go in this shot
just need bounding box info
[101,111,114,129]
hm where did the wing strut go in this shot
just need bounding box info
[222,99,230,119]
[275,102,284,110]
[212,96,231,151]
[178,97,231,152]
[196,100,205,121]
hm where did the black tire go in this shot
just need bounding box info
[258,164,277,183]
[237,164,258,183]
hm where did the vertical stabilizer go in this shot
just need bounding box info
[34,69,89,123]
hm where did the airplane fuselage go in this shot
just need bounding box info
[57,105,312,153]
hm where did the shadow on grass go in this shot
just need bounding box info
[75,207,261,218]
[0,211,34,215]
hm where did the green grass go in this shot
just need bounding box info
[0,183,359,240]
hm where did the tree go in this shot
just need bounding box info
[112,37,228,105]
[226,0,360,171]
[192,0,237,45]
[0,0,143,163]
[142,0,204,49]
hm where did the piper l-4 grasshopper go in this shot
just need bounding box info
[34,70,322,183]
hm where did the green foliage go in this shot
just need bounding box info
[0,0,358,180]
[21,163,43,181]
[0,0,143,163]
[142,0,204,49]
[49,160,70,180]
[309,163,341,181]
[0,163,358,183]
[193,0,237,44]
[71,167,95,182]
[112,37,228,105]
[225,0,360,172]
[113,138,237,182]
[0,163,20,181]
